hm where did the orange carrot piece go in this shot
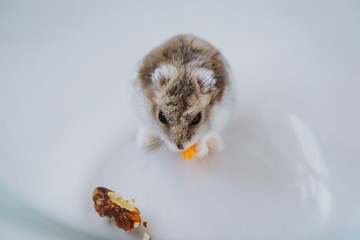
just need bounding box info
[182,144,198,161]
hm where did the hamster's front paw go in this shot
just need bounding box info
[196,135,224,158]
[206,135,224,151]
[196,140,209,158]
[136,127,157,148]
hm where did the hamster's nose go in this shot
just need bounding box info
[177,143,184,150]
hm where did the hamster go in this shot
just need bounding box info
[133,34,234,157]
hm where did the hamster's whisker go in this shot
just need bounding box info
[186,158,190,169]
[200,155,209,171]
[148,139,164,151]
[151,144,166,156]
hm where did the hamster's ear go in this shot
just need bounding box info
[151,64,178,87]
[193,68,216,92]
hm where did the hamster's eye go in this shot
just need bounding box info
[191,112,201,126]
[158,111,168,124]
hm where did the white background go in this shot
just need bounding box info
[1,1,360,239]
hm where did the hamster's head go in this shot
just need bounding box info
[144,63,222,151]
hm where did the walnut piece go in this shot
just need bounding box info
[93,187,141,231]
[142,221,148,228]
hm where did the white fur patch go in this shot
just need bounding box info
[151,64,178,87]
[192,68,216,91]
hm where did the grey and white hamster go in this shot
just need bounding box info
[133,34,234,157]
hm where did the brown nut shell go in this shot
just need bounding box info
[93,187,141,232]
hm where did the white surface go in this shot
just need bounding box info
[1,1,360,239]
